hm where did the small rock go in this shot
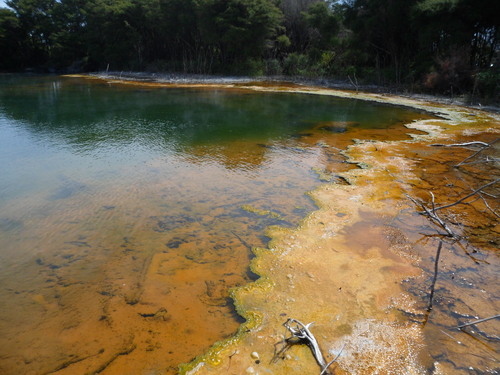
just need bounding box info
[251,352,260,360]
[246,366,255,374]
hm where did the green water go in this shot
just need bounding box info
[0,75,434,375]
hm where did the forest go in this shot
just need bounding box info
[0,0,499,100]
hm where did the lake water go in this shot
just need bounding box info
[0,75,437,374]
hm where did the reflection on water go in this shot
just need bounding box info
[0,75,435,375]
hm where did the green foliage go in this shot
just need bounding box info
[0,0,497,100]
[475,70,500,101]
[198,0,284,65]
[0,8,23,70]
[302,1,339,50]
[283,52,309,75]
[265,58,282,75]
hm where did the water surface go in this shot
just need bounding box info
[0,75,435,374]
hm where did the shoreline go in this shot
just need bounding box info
[62,74,500,374]
[69,71,500,114]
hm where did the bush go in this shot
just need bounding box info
[423,50,472,94]
[265,59,282,75]
[229,59,265,76]
[283,53,309,76]
[474,70,500,102]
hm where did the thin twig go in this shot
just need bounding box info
[348,74,359,93]
[457,157,499,166]
[477,191,500,218]
[406,194,457,237]
[427,241,443,313]
[433,179,499,212]
[455,138,499,167]
[320,344,345,375]
[457,314,500,329]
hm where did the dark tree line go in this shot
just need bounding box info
[0,0,498,99]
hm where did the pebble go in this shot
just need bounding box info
[251,351,260,360]
[246,366,255,374]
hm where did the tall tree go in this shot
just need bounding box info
[6,0,60,67]
[0,8,24,70]
[198,0,284,67]
[343,0,420,84]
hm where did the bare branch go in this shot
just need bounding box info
[320,345,345,375]
[477,191,500,218]
[431,141,490,148]
[433,179,499,212]
[427,241,443,313]
[406,194,457,238]
[455,138,499,168]
[284,319,326,369]
[457,314,500,329]
[283,318,342,374]
[430,138,499,168]
[347,74,359,93]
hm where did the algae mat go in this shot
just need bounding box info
[175,87,499,375]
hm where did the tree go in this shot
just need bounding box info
[415,0,499,94]
[0,8,24,70]
[6,0,60,67]
[198,0,284,68]
[343,0,419,84]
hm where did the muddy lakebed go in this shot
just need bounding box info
[0,75,498,375]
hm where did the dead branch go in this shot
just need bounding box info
[431,141,490,148]
[457,314,500,329]
[348,73,359,93]
[453,241,484,265]
[406,193,457,238]
[430,138,499,168]
[283,318,341,374]
[477,191,500,218]
[456,157,499,166]
[230,230,252,250]
[427,241,443,313]
[432,179,499,212]
[320,346,345,375]
[455,138,499,168]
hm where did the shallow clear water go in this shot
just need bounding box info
[0,75,435,374]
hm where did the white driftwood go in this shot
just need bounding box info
[284,318,342,374]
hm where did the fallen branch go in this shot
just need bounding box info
[406,193,457,238]
[284,318,341,374]
[431,141,490,148]
[477,191,500,218]
[432,179,499,212]
[427,240,443,313]
[457,314,500,329]
[430,138,499,168]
